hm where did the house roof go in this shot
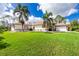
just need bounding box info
[14,20,44,26]
[34,20,43,25]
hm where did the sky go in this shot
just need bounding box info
[0,3,79,22]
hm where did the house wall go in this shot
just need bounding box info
[11,23,68,32]
[11,24,28,32]
[34,25,47,32]
[56,26,68,32]
[11,25,15,32]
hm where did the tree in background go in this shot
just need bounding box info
[70,20,79,31]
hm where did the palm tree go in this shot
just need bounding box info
[13,4,29,31]
[49,18,56,31]
[43,11,55,31]
[55,15,66,23]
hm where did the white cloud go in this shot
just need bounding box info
[3,9,14,16]
[0,3,14,17]
[38,3,77,17]
[28,15,43,21]
[67,8,78,16]
[28,15,43,23]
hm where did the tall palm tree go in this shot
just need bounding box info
[49,18,56,31]
[55,15,65,23]
[13,4,29,31]
[43,11,55,31]
[43,11,51,28]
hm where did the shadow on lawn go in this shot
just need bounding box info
[0,36,10,50]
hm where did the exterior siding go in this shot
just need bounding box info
[56,26,68,32]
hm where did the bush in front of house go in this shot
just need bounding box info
[0,26,10,50]
[0,26,8,33]
[70,20,79,31]
[29,28,33,31]
[71,26,79,31]
[48,28,52,31]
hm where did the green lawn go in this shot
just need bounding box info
[0,31,79,56]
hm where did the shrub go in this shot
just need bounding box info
[0,26,8,33]
[29,28,33,31]
[71,26,78,31]
[48,28,52,31]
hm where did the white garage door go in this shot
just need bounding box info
[56,26,67,32]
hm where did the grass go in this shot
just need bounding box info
[0,31,79,56]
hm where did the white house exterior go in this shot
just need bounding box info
[34,25,46,31]
[33,20,47,32]
[11,20,47,32]
[55,23,68,32]
[10,18,69,32]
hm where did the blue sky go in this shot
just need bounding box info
[65,4,79,21]
[1,3,79,22]
[12,3,44,17]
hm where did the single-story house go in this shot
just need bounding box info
[11,21,68,32]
